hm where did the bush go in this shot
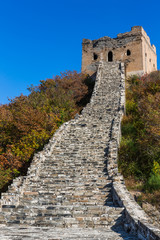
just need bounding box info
[0,71,94,192]
[145,174,160,192]
[118,71,160,185]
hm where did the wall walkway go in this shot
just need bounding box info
[0,61,159,239]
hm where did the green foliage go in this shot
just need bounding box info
[126,100,138,115]
[118,71,160,193]
[0,168,12,191]
[0,71,93,192]
[152,161,160,175]
[145,174,160,192]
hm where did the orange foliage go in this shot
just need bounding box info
[0,71,93,191]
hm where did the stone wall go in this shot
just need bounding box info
[88,61,160,239]
[0,61,160,240]
[102,62,160,239]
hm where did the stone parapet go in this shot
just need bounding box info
[103,62,160,239]
[112,178,160,240]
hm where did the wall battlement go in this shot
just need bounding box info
[82,26,157,76]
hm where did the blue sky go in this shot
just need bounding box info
[0,0,160,104]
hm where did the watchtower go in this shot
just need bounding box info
[82,26,157,76]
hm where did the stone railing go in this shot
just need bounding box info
[105,62,160,240]
[112,179,160,240]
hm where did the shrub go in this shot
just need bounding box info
[145,174,160,192]
[118,71,160,186]
[0,71,94,192]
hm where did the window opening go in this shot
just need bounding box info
[93,53,98,60]
[108,51,113,62]
[127,49,131,56]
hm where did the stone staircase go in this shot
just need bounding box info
[0,61,138,239]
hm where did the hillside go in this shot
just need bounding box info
[118,71,160,211]
[0,71,93,193]
[1,69,160,218]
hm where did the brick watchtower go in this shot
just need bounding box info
[82,26,157,76]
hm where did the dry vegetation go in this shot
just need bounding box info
[0,71,94,193]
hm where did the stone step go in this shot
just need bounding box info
[4,211,124,228]
[0,226,138,239]
[2,204,124,221]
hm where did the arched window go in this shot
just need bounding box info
[108,51,113,62]
[93,53,98,60]
[127,49,131,56]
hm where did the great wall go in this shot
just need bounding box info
[0,60,159,239]
[0,26,160,239]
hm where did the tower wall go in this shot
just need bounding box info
[82,26,157,77]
